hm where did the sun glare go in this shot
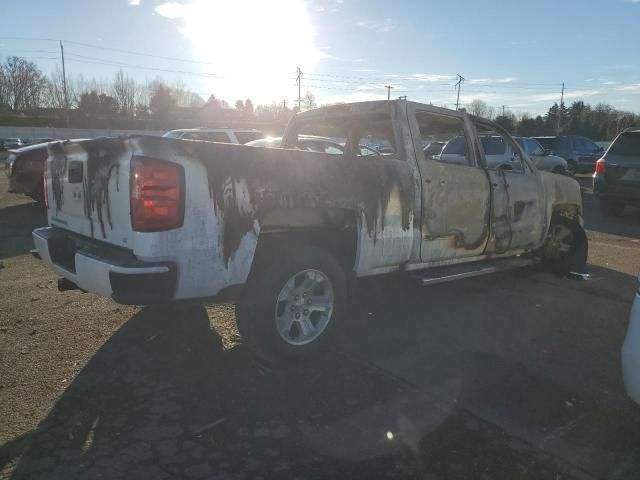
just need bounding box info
[159,0,323,104]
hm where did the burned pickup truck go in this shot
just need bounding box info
[32,100,586,360]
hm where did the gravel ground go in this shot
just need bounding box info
[1,174,639,479]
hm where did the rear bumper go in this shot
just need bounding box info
[593,174,640,205]
[622,293,640,405]
[32,227,177,305]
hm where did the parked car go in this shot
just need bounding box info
[534,135,603,174]
[32,100,586,361]
[622,274,640,405]
[423,141,445,157]
[162,128,264,144]
[438,134,529,169]
[247,135,380,156]
[514,137,569,174]
[2,138,24,151]
[593,129,640,216]
[5,141,60,204]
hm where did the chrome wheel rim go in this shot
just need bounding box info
[545,223,574,259]
[275,269,334,346]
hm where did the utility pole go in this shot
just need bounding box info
[295,67,302,112]
[385,85,394,100]
[60,41,69,127]
[502,105,505,116]
[454,74,465,111]
[556,82,565,134]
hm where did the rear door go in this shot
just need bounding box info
[46,139,134,248]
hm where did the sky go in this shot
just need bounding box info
[1,0,639,116]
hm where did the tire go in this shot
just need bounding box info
[542,218,588,274]
[600,198,625,217]
[236,244,347,364]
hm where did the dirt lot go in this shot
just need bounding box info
[1,173,640,479]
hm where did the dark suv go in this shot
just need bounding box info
[534,135,604,174]
[593,129,640,216]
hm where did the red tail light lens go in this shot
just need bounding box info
[594,158,605,174]
[130,157,184,232]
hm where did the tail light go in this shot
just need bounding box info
[130,157,184,232]
[43,163,49,208]
[594,158,605,175]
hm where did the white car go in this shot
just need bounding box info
[162,128,263,144]
[622,274,640,404]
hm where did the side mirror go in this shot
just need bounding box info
[497,162,513,171]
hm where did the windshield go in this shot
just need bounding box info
[3,3,640,480]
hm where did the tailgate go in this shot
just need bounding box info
[46,138,134,249]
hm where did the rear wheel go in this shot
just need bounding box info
[600,198,625,217]
[236,244,347,363]
[542,218,588,274]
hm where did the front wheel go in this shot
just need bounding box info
[236,245,347,363]
[542,218,588,274]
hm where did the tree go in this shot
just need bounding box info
[135,103,150,118]
[303,91,317,111]
[3,56,47,111]
[244,98,254,114]
[149,81,177,127]
[98,93,119,116]
[113,69,137,117]
[494,113,516,133]
[469,99,490,118]
[46,66,70,110]
[235,99,244,111]
[78,91,101,118]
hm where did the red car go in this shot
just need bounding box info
[6,142,50,204]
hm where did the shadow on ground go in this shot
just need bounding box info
[0,203,47,259]
[2,266,639,479]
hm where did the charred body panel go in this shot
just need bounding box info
[135,135,416,262]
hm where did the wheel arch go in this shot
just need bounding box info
[252,207,360,275]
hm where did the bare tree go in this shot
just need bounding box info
[0,67,8,110]
[112,69,137,117]
[469,99,492,118]
[46,66,68,109]
[303,91,317,111]
[3,56,48,111]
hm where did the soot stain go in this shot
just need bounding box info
[49,142,68,213]
[81,138,126,238]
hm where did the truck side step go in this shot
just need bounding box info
[410,257,536,286]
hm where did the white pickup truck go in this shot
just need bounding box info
[32,100,587,361]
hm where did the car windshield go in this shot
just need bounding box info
[4,3,640,480]
[609,132,640,156]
